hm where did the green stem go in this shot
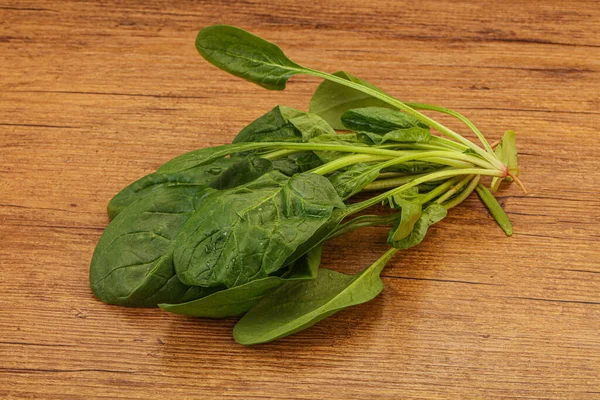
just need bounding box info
[327,213,401,240]
[312,150,496,176]
[346,168,505,216]
[444,176,481,210]
[304,69,505,171]
[406,102,494,154]
[418,177,461,204]
[435,175,474,204]
[260,149,299,160]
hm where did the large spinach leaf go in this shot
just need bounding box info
[233,248,398,345]
[108,156,272,219]
[174,171,345,288]
[159,246,322,318]
[90,185,221,307]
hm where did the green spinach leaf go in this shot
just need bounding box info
[475,183,513,236]
[90,185,220,307]
[327,163,380,200]
[491,130,519,191]
[159,246,322,318]
[342,107,429,134]
[387,203,447,249]
[233,248,398,345]
[108,156,273,219]
[309,71,394,129]
[196,25,303,90]
[174,171,344,288]
[233,105,334,144]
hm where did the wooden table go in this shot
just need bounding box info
[1,1,599,398]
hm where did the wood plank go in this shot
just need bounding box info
[1,0,599,398]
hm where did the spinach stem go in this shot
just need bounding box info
[346,168,505,216]
[434,175,474,204]
[444,175,481,210]
[418,177,461,204]
[405,102,494,154]
[304,69,505,171]
[327,213,401,240]
[311,150,496,176]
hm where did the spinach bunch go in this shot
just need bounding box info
[90,25,523,345]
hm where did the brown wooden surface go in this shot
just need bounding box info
[1,0,599,398]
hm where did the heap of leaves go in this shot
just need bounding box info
[90,25,522,345]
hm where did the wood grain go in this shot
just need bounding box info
[1,0,599,398]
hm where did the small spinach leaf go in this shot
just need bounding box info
[233,248,398,345]
[342,107,429,134]
[491,130,519,191]
[309,71,394,129]
[387,197,423,242]
[233,105,333,144]
[475,183,513,236]
[387,203,447,249]
[174,171,344,288]
[159,246,322,318]
[196,25,303,90]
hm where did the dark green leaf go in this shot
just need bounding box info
[380,127,431,144]
[388,203,446,249]
[327,163,380,200]
[475,184,513,236]
[157,142,273,174]
[233,105,333,144]
[174,171,345,288]
[342,107,428,134]
[107,157,243,219]
[90,185,220,307]
[159,246,322,318]
[233,248,398,345]
[209,156,273,190]
[196,25,303,90]
[309,71,394,129]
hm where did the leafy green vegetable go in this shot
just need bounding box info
[475,183,513,236]
[91,185,220,307]
[90,24,522,346]
[159,246,322,318]
[309,71,394,129]
[174,171,344,288]
[341,107,431,145]
[233,248,399,345]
